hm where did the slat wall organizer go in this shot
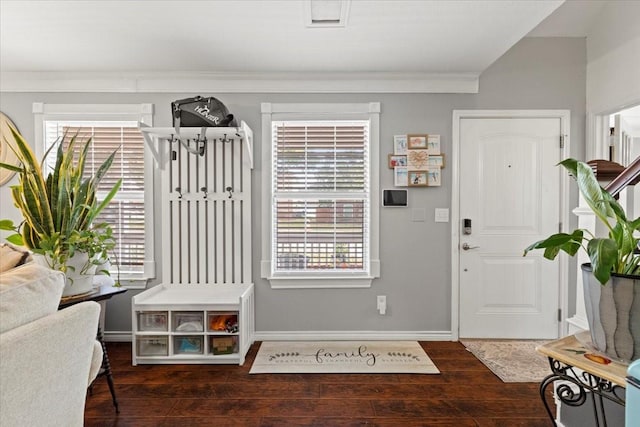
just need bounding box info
[140,122,254,285]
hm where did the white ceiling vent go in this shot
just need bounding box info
[305,0,350,28]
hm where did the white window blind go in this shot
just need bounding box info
[272,121,370,274]
[44,121,146,277]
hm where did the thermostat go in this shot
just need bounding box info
[383,189,408,207]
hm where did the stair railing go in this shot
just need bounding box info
[602,156,640,197]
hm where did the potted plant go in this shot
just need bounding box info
[0,126,121,296]
[524,158,640,362]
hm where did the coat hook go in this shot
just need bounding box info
[226,186,233,199]
[201,187,208,199]
[196,132,207,155]
[175,187,182,199]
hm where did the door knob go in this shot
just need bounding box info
[462,243,479,250]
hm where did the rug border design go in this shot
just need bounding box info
[249,340,440,374]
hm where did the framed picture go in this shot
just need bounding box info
[407,149,429,170]
[393,135,408,155]
[408,171,428,187]
[427,168,442,186]
[427,134,441,155]
[407,134,428,149]
[388,154,407,168]
[427,154,445,168]
[394,167,408,187]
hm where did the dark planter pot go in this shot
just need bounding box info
[581,263,640,363]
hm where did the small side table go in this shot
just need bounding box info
[59,285,127,413]
[536,333,628,427]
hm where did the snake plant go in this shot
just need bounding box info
[524,158,640,284]
[0,125,121,274]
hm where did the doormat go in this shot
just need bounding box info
[249,341,440,374]
[460,339,551,383]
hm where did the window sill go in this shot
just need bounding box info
[267,276,375,289]
[262,259,380,289]
[112,277,150,290]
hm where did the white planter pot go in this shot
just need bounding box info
[32,252,97,297]
[62,252,96,297]
[582,263,640,363]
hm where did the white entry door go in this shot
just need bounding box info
[458,114,566,339]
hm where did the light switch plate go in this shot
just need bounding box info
[411,208,426,222]
[435,208,449,223]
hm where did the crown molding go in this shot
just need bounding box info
[0,71,479,94]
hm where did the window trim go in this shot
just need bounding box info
[33,102,155,288]
[260,102,380,289]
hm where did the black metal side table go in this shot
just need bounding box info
[536,333,627,427]
[59,285,127,413]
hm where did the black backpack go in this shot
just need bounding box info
[171,96,237,128]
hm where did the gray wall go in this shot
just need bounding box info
[0,37,586,337]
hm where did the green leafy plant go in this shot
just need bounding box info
[0,125,121,277]
[523,158,640,284]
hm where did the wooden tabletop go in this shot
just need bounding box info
[535,332,629,387]
[59,285,128,309]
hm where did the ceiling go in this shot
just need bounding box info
[526,0,606,37]
[0,0,591,76]
[614,105,640,137]
[4,0,635,129]
[2,2,636,133]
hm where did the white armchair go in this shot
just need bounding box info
[0,261,103,427]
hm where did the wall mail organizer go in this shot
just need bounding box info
[391,134,443,187]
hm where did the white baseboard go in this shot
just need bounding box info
[103,331,132,342]
[103,330,454,342]
[253,330,454,341]
[566,315,589,334]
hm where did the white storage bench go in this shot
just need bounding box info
[131,283,254,365]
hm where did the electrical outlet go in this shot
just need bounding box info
[377,295,387,315]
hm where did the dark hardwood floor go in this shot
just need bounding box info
[85,341,554,426]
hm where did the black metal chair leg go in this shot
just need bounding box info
[97,326,119,413]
